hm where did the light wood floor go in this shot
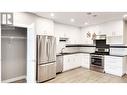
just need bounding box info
[46,68,127,83]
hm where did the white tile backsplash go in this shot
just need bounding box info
[79,47,95,53]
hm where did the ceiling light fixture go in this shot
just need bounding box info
[123,15,127,20]
[84,22,88,25]
[70,18,75,22]
[50,13,55,17]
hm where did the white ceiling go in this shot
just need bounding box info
[34,12,127,27]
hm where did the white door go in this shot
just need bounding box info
[27,23,36,83]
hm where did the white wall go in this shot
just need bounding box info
[36,17,54,35]
[80,20,123,44]
[81,25,100,44]
[54,23,81,53]
[14,12,54,36]
[13,13,36,26]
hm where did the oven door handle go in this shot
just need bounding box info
[91,57,103,59]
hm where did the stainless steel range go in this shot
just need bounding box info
[90,35,109,72]
[90,48,109,72]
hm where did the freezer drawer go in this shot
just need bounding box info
[37,62,56,82]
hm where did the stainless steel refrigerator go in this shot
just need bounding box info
[36,35,56,82]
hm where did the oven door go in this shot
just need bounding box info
[91,57,103,67]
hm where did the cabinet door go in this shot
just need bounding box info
[81,54,90,69]
[68,55,76,69]
[74,54,83,67]
[63,54,80,71]
[63,55,71,71]
[69,54,81,69]
[106,36,123,44]
[105,56,123,68]
[105,66,123,76]
[104,56,124,76]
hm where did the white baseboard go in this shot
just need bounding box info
[2,75,26,83]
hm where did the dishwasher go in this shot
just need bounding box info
[56,55,63,73]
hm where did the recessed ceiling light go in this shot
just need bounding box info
[50,13,55,17]
[123,15,127,20]
[84,22,88,25]
[70,18,75,22]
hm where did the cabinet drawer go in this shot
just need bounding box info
[105,66,123,76]
[105,61,122,68]
[104,56,123,67]
[105,56,122,63]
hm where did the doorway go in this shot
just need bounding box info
[1,25,27,83]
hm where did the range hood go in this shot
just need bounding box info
[93,35,106,40]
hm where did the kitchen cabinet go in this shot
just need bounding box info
[63,54,81,71]
[81,54,90,69]
[104,55,127,76]
[63,53,90,71]
[73,54,83,67]
[36,18,54,36]
[106,36,123,44]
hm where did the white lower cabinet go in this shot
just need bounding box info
[81,54,90,69]
[63,54,80,71]
[104,55,127,77]
[63,53,90,72]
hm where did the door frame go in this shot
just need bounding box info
[0,23,36,83]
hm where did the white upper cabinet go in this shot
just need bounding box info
[36,18,54,36]
[54,23,81,44]
[103,20,123,44]
[106,36,123,44]
[100,20,123,36]
[81,20,124,45]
